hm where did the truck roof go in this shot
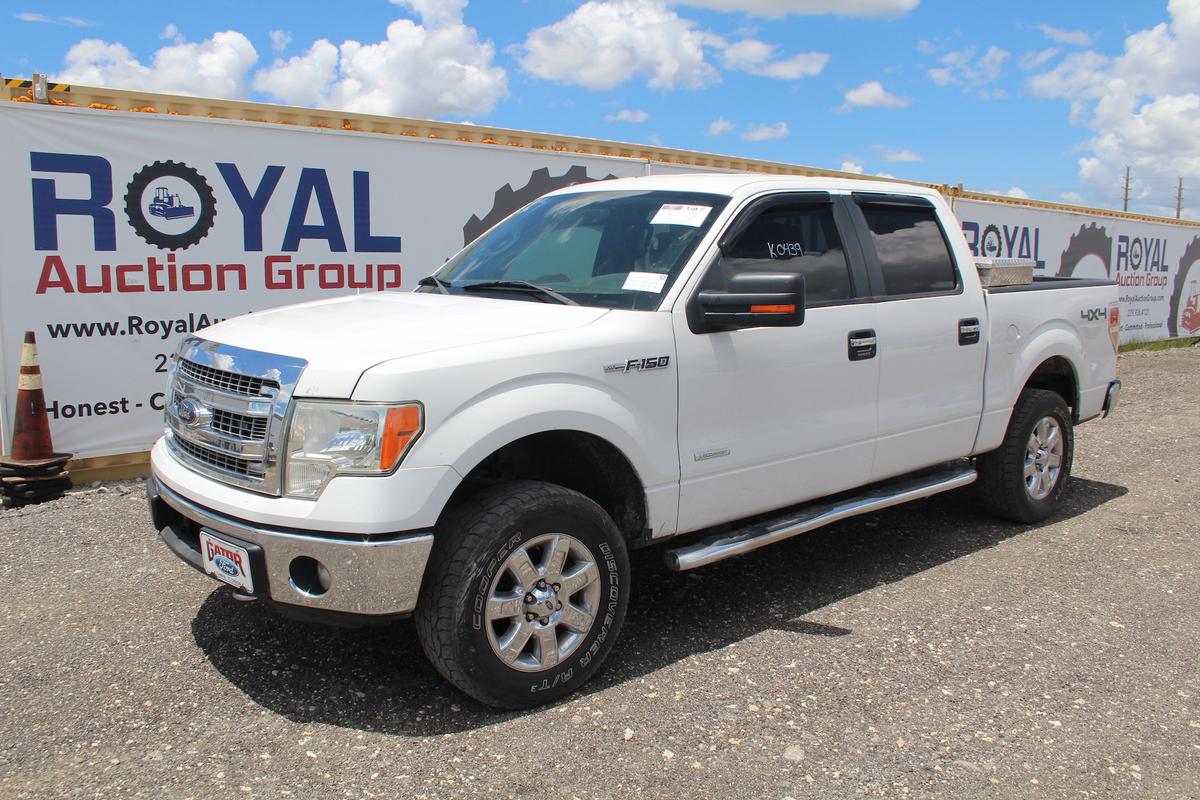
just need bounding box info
[550,172,941,200]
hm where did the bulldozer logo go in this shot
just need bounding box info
[124,160,217,251]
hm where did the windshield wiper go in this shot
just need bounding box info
[461,280,578,305]
[417,275,453,294]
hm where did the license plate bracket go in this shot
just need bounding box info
[198,529,255,593]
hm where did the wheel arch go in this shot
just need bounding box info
[440,429,649,546]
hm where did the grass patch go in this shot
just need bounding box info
[1119,336,1198,353]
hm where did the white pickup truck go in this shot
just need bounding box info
[147,174,1120,708]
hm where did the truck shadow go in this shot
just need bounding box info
[191,477,1126,736]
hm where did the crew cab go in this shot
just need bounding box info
[147,175,1121,708]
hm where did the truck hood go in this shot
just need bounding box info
[199,292,609,397]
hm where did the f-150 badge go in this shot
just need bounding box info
[604,356,670,374]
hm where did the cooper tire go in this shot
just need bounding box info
[124,160,217,250]
[976,388,1074,524]
[415,480,629,709]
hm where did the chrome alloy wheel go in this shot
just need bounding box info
[484,533,602,672]
[1024,415,1064,500]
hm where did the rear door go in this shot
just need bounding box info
[847,193,986,482]
[673,192,880,532]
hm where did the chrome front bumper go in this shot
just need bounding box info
[148,477,433,619]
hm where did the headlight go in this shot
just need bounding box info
[284,401,423,498]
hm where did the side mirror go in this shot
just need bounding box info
[697,272,806,331]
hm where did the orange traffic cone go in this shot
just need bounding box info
[1,331,72,507]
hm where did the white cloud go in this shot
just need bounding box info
[673,0,918,18]
[255,8,507,118]
[160,24,184,45]
[269,30,292,54]
[741,121,789,141]
[1020,47,1059,71]
[873,144,921,161]
[718,38,829,79]
[15,12,94,27]
[58,31,258,98]
[391,0,468,26]
[840,160,865,173]
[708,116,735,135]
[915,38,937,55]
[605,108,649,122]
[1029,1,1200,215]
[519,1,828,90]
[519,0,718,90]
[1038,24,1092,47]
[983,187,1031,199]
[928,45,1009,97]
[1060,191,1087,205]
[840,80,910,111]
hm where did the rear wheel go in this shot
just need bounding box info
[415,480,629,709]
[977,388,1074,523]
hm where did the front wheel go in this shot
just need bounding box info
[415,480,629,709]
[976,388,1075,523]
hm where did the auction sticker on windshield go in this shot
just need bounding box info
[623,271,669,293]
[651,204,712,227]
[199,531,254,593]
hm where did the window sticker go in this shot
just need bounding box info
[622,271,670,293]
[650,204,712,227]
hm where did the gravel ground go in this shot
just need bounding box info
[1,348,1198,799]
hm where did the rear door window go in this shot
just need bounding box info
[857,202,959,296]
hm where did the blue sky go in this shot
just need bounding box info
[3,1,1196,217]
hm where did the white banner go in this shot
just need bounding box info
[952,198,1200,343]
[0,103,647,458]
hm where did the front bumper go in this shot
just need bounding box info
[148,476,433,620]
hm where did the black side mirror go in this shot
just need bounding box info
[697,272,806,332]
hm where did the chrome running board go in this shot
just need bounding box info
[664,465,977,571]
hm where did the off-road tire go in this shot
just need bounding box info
[1057,222,1112,278]
[415,480,630,709]
[124,160,217,250]
[976,389,1074,523]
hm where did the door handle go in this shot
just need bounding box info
[848,329,877,361]
[958,318,981,346]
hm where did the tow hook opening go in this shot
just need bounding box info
[289,556,333,597]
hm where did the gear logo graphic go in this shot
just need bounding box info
[1168,236,1200,337]
[979,224,1003,258]
[124,160,217,250]
[463,165,618,246]
[1057,223,1112,278]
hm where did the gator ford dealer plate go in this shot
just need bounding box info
[199,530,254,593]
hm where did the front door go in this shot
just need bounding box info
[673,193,880,532]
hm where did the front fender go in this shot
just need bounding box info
[403,374,681,536]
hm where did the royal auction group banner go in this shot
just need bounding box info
[0,103,647,458]
[2,102,1198,459]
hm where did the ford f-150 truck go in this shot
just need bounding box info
[147,174,1121,708]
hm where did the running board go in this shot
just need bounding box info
[664,465,978,571]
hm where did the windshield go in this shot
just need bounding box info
[425,190,729,310]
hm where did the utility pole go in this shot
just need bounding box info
[1176,176,1184,219]
[1122,165,1131,212]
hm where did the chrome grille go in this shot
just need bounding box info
[164,337,306,495]
[179,358,277,397]
[175,437,261,478]
[210,409,269,440]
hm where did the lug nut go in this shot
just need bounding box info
[525,593,535,603]
[537,579,547,589]
[525,612,536,621]
[552,583,561,592]
[540,617,549,625]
